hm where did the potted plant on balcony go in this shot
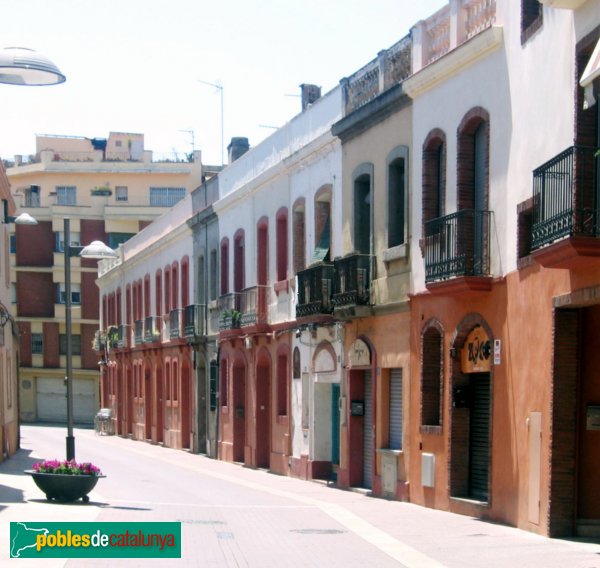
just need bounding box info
[90,182,112,197]
[26,459,105,503]
[220,309,241,329]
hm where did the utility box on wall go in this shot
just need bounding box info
[422,452,435,488]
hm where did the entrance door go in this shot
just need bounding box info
[255,361,271,469]
[469,373,490,501]
[363,371,373,489]
[331,383,340,465]
[232,364,246,463]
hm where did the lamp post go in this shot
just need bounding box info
[63,218,117,460]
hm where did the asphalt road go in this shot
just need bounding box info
[1,424,599,568]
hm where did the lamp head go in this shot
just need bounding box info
[79,240,118,260]
[0,47,66,86]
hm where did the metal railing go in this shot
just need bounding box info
[217,292,242,330]
[332,253,372,307]
[134,320,144,346]
[168,309,183,339]
[184,304,206,338]
[239,285,270,327]
[144,316,162,343]
[296,263,334,317]
[532,146,599,250]
[424,209,491,283]
[117,324,129,348]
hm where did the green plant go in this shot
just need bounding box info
[106,325,119,347]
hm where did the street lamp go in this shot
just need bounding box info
[63,218,117,460]
[0,47,65,86]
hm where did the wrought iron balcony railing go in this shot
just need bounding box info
[134,320,144,346]
[296,262,334,317]
[218,292,242,330]
[240,285,270,327]
[144,316,162,343]
[185,304,206,338]
[168,309,183,339]
[332,253,372,307]
[424,209,491,283]
[531,146,599,250]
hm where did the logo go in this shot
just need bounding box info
[10,522,181,558]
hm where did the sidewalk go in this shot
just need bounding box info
[1,426,600,568]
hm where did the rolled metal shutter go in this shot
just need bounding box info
[363,370,373,489]
[469,374,490,501]
[389,369,403,450]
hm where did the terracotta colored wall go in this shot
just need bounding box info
[81,271,99,320]
[80,219,107,269]
[43,322,59,368]
[15,221,54,267]
[17,273,55,317]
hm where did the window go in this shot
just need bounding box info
[517,197,534,269]
[209,249,218,301]
[422,130,446,227]
[198,255,205,304]
[25,185,40,207]
[31,333,43,354]
[276,209,288,282]
[209,361,218,411]
[108,233,134,248]
[56,186,76,206]
[292,199,306,273]
[387,147,408,248]
[422,324,443,428]
[149,187,186,207]
[56,231,80,252]
[11,283,16,304]
[234,231,245,293]
[10,234,16,254]
[521,0,543,45]
[58,284,81,304]
[220,239,229,296]
[115,186,128,202]
[277,354,288,416]
[353,164,373,254]
[314,186,331,263]
[59,334,81,355]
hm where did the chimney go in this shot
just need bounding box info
[300,84,321,111]
[227,137,250,163]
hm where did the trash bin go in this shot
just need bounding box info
[94,408,113,435]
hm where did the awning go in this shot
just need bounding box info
[580,37,600,108]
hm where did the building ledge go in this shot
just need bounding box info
[403,26,503,99]
[532,236,600,269]
[539,0,587,8]
[426,276,492,295]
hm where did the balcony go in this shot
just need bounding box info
[240,286,270,327]
[424,209,492,293]
[218,293,242,331]
[332,253,372,308]
[134,320,144,346]
[185,304,206,338]
[296,263,334,317]
[144,316,162,343]
[531,146,600,268]
[168,309,183,339]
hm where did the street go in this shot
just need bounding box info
[0,424,599,567]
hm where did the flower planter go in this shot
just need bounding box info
[25,471,104,503]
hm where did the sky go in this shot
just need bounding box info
[2,0,447,166]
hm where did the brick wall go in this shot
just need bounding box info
[43,321,60,368]
[422,129,446,225]
[15,221,53,267]
[17,272,55,317]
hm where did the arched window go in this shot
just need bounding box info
[387,146,408,248]
[220,238,229,296]
[276,208,288,283]
[292,198,306,274]
[421,321,443,428]
[353,164,373,255]
[422,129,446,227]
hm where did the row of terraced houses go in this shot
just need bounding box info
[6,0,600,539]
